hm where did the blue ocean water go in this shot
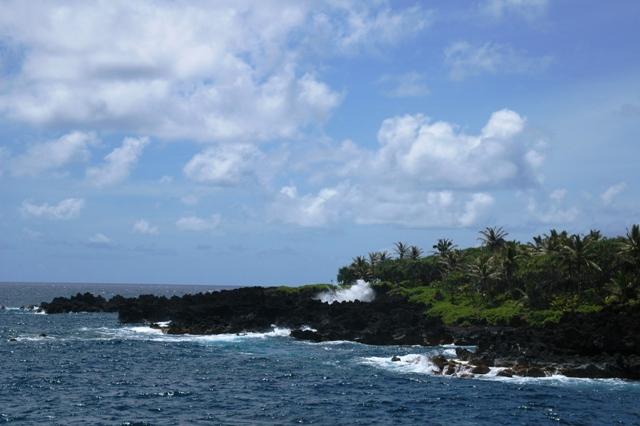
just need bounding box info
[1,284,639,425]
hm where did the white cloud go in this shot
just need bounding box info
[306,3,432,55]
[87,136,148,186]
[180,195,199,206]
[601,182,626,205]
[270,184,494,228]
[271,185,342,227]
[21,198,85,220]
[11,131,97,177]
[271,109,540,228]
[549,188,567,202]
[357,109,539,190]
[89,233,112,244]
[527,192,579,224]
[351,189,495,228]
[482,0,549,20]
[458,193,496,227]
[132,219,158,235]
[183,144,262,185]
[0,1,427,142]
[176,214,221,231]
[378,72,429,98]
[444,41,551,80]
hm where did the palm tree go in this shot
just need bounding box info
[432,238,456,256]
[368,252,380,277]
[620,224,640,267]
[559,234,601,291]
[529,229,568,255]
[587,229,603,242]
[351,256,370,280]
[394,242,409,260]
[409,245,423,260]
[438,249,461,276]
[547,229,569,252]
[496,241,519,287]
[466,256,499,296]
[607,272,638,303]
[478,226,508,251]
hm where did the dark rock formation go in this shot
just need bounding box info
[451,305,640,380]
[40,292,129,314]
[40,288,640,379]
[41,287,450,346]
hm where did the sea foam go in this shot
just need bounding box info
[358,351,630,385]
[316,280,375,304]
[91,325,292,343]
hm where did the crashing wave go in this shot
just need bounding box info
[359,351,629,384]
[90,325,292,343]
[316,280,375,304]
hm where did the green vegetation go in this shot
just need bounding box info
[337,225,640,326]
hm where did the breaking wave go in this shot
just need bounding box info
[358,352,631,385]
[10,326,292,344]
[91,325,292,343]
[316,280,375,304]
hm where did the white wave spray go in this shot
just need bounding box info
[316,280,375,304]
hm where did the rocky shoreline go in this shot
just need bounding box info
[39,286,640,380]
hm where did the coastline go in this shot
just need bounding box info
[38,285,640,381]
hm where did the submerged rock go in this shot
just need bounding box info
[496,369,514,378]
[430,355,448,371]
[471,365,491,375]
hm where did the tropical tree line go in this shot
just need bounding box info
[337,225,640,309]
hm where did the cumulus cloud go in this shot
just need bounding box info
[378,72,429,98]
[527,191,579,225]
[353,189,494,228]
[482,0,549,20]
[444,41,551,80]
[270,184,494,228]
[89,233,111,244]
[0,1,427,142]
[311,3,432,54]
[183,144,263,185]
[271,109,539,228]
[271,185,342,227]
[176,214,221,231]
[21,198,85,220]
[87,136,148,186]
[10,131,97,177]
[601,182,626,205]
[132,219,158,235]
[360,109,540,190]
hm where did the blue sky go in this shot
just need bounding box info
[0,0,639,285]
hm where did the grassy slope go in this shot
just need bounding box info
[391,284,605,326]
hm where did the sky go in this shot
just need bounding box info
[0,0,639,285]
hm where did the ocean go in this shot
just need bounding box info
[1,283,639,425]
